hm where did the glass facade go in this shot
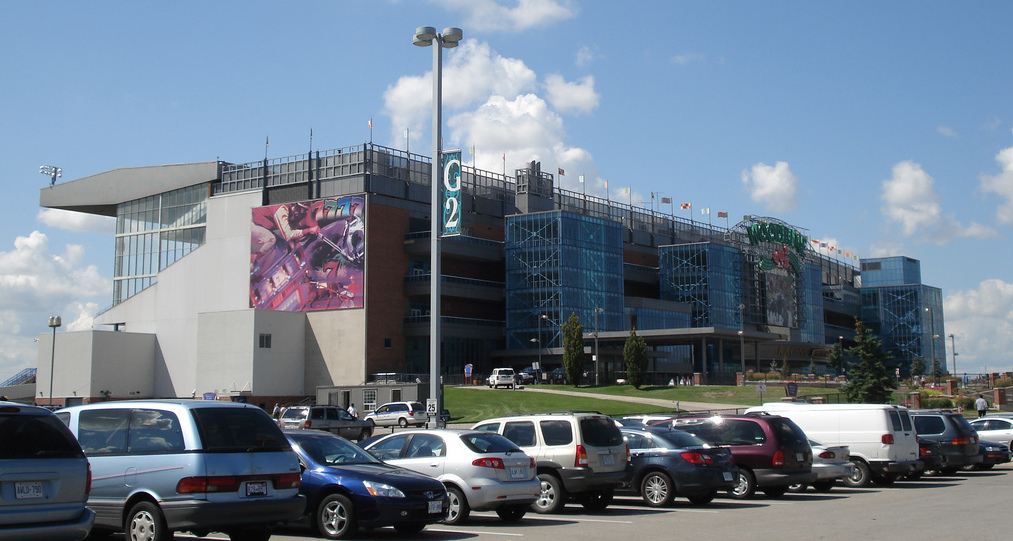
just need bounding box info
[659,243,743,328]
[860,256,921,287]
[504,211,624,351]
[113,184,208,304]
[798,263,826,344]
[861,277,944,377]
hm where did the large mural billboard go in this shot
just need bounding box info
[250,195,365,311]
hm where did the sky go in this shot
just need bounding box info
[2,1,1013,379]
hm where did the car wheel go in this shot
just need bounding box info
[443,486,470,525]
[729,469,756,499]
[579,488,614,511]
[762,485,788,498]
[843,459,871,488]
[126,501,170,541]
[393,522,426,534]
[812,481,835,492]
[495,504,527,521]
[358,427,372,440]
[398,417,409,428]
[787,483,806,493]
[226,527,271,541]
[686,491,716,505]
[315,493,356,540]
[640,472,674,507]
[532,473,567,513]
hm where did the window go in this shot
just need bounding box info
[384,337,393,348]
[259,333,272,348]
[79,409,130,455]
[406,434,444,458]
[368,434,408,461]
[913,416,945,435]
[363,389,377,412]
[503,421,537,447]
[539,420,573,446]
[128,409,184,453]
[392,389,402,402]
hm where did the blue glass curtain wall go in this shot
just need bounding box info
[659,243,743,328]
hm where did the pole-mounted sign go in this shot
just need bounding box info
[442,149,462,236]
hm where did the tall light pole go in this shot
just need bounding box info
[47,316,62,405]
[414,25,462,423]
[949,333,958,382]
[40,165,62,187]
[925,307,938,383]
[738,303,746,379]
[594,308,604,386]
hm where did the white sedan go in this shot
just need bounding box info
[970,416,1013,448]
[361,429,540,525]
[789,439,854,493]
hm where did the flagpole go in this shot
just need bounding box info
[369,118,373,144]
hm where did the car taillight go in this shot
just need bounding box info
[473,457,505,469]
[772,449,784,467]
[952,437,975,445]
[303,420,312,429]
[680,451,715,464]
[575,444,588,467]
[626,444,631,464]
[881,434,894,445]
[273,472,302,489]
[919,445,933,456]
[85,463,92,495]
[818,451,835,460]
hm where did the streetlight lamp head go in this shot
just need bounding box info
[48,316,62,328]
[441,27,463,47]
[413,26,437,46]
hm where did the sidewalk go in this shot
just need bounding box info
[455,385,751,414]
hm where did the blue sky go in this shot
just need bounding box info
[3,1,1012,377]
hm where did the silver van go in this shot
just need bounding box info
[57,400,304,541]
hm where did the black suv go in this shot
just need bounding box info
[668,414,815,499]
[910,410,981,473]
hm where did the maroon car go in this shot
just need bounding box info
[662,414,815,499]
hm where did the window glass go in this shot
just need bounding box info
[655,430,709,449]
[473,422,500,433]
[406,434,444,458]
[460,432,522,454]
[540,420,573,446]
[889,411,902,431]
[898,410,913,431]
[311,408,327,420]
[79,409,130,455]
[0,413,84,459]
[368,434,408,461]
[769,419,807,445]
[623,432,648,449]
[579,417,623,446]
[913,416,945,435]
[503,421,537,447]
[128,409,184,453]
[191,407,289,452]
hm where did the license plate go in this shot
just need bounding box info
[796,453,804,462]
[15,482,43,499]
[723,472,734,482]
[245,481,268,496]
[509,467,525,479]
[428,500,443,514]
[602,454,615,466]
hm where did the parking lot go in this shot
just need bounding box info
[156,465,1010,541]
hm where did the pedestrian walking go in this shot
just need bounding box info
[975,396,989,418]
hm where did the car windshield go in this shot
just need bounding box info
[460,432,523,454]
[579,416,624,447]
[653,430,709,449]
[0,412,84,459]
[281,408,307,420]
[291,433,381,465]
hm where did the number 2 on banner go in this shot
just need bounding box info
[444,197,459,230]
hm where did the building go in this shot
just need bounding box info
[35,143,944,408]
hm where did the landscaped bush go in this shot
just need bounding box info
[955,396,975,410]
[996,376,1012,388]
[924,397,953,409]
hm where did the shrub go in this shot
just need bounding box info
[955,397,975,410]
[924,398,953,409]
[996,376,1012,388]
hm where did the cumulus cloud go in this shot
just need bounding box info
[437,0,578,32]
[384,38,605,195]
[741,161,798,213]
[543,74,599,114]
[944,279,1013,372]
[979,145,1013,225]
[881,160,997,242]
[37,209,115,234]
[0,231,110,375]
[575,45,595,67]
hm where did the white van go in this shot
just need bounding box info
[744,403,920,487]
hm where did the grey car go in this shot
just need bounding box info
[911,410,982,473]
[363,402,428,428]
[278,406,373,440]
[0,401,95,541]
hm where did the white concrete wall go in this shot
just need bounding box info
[36,329,155,402]
[304,310,366,393]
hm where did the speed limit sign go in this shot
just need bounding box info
[426,398,438,416]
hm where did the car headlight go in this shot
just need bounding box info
[362,480,406,498]
[985,445,1000,452]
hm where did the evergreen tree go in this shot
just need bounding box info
[780,355,792,378]
[624,327,648,389]
[561,312,586,387]
[842,320,896,403]
[826,342,845,374]
[911,357,926,378]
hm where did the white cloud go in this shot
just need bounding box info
[944,279,1013,373]
[980,145,1013,225]
[0,231,110,375]
[741,161,798,213]
[575,45,595,67]
[881,160,997,242]
[671,53,706,66]
[437,0,579,32]
[37,209,115,234]
[543,74,599,114]
[936,125,958,138]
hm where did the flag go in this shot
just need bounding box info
[829,246,836,251]
[368,119,372,130]
[701,208,710,215]
[579,174,585,183]
[620,187,630,195]
[680,203,691,209]
[811,239,819,244]
[820,243,827,248]
[845,252,851,257]
[604,180,609,189]
[470,146,475,155]
[718,211,728,218]
[661,197,672,204]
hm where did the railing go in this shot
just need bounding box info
[0,368,36,387]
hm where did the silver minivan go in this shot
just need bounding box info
[57,400,304,541]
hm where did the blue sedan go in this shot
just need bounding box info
[620,426,739,506]
[284,429,449,539]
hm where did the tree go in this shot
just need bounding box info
[826,342,845,375]
[780,355,792,379]
[561,312,586,387]
[623,327,648,389]
[842,320,896,403]
[910,357,926,378]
